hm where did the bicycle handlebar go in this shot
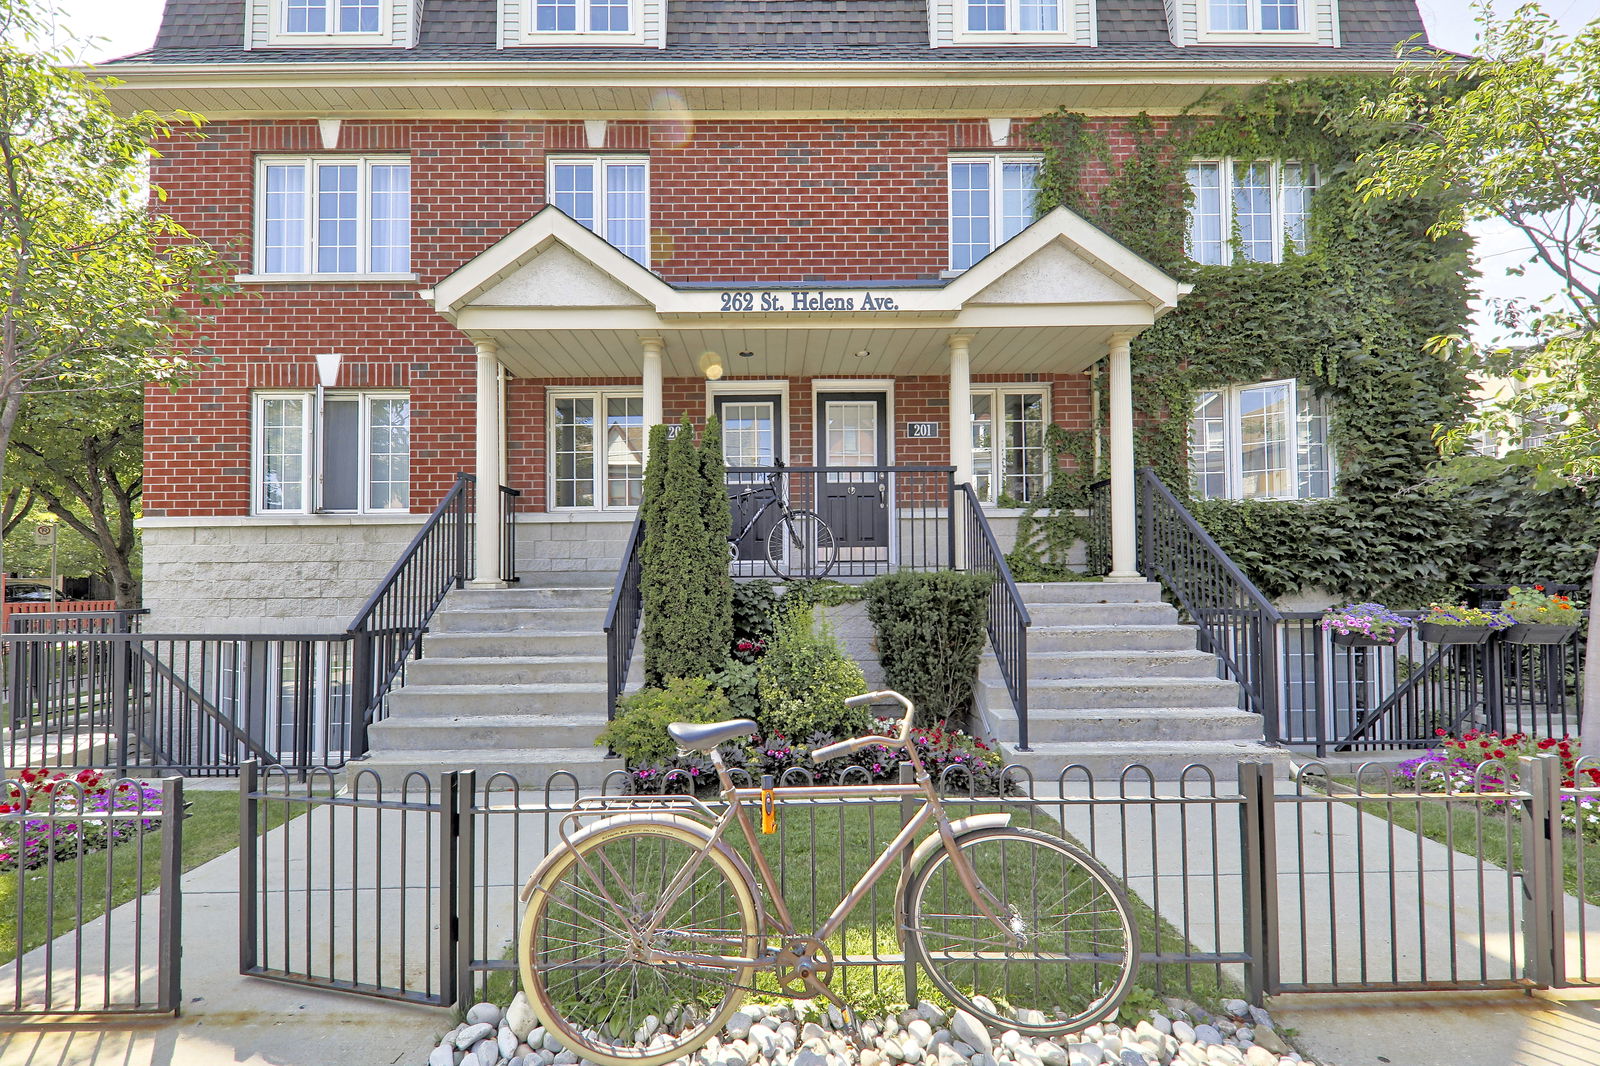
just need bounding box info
[815,690,917,764]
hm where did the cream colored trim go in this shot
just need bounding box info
[813,380,897,466]
[234,272,419,284]
[706,379,792,463]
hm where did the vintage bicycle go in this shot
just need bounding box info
[726,458,838,580]
[516,690,1140,1066]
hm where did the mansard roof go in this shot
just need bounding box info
[118,0,1432,65]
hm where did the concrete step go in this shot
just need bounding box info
[992,707,1265,745]
[1023,601,1180,626]
[423,630,604,658]
[1015,582,1164,604]
[351,748,625,789]
[406,655,608,686]
[1025,676,1242,710]
[429,606,607,634]
[999,740,1289,784]
[1008,650,1218,681]
[388,683,609,716]
[1027,624,1201,653]
[444,586,613,610]
[366,713,609,751]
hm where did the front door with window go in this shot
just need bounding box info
[816,392,889,556]
[717,395,782,561]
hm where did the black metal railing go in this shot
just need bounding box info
[724,465,958,578]
[603,515,646,720]
[1134,468,1284,739]
[1086,478,1112,576]
[346,473,475,755]
[500,485,522,585]
[957,483,1032,749]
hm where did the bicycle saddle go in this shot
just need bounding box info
[667,719,759,752]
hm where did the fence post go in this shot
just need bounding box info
[1519,754,1564,988]
[898,761,919,1004]
[348,633,373,760]
[1259,620,1281,745]
[1237,762,1278,1001]
[439,770,461,1006]
[456,479,472,589]
[112,635,131,775]
[457,770,477,1008]
[1138,472,1154,577]
[158,776,185,1014]
[239,759,259,974]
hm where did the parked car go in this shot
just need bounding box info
[3,580,78,603]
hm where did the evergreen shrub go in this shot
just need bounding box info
[598,676,733,766]
[754,605,869,739]
[862,569,992,727]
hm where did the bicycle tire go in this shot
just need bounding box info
[903,826,1140,1036]
[764,509,838,580]
[519,822,760,1066]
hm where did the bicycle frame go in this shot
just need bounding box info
[727,474,789,549]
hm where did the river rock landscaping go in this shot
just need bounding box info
[426,995,1318,1066]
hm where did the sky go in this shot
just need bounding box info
[32,0,1600,342]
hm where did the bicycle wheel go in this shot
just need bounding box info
[765,509,837,579]
[519,823,760,1066]
[904,827,1139,1036]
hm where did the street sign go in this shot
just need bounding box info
[32,522,56,546]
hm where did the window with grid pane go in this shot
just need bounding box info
[255,391,409,514]
[550,157,649,266]
[969,387,1049,504]
[281,0,382,34]
[532,0,633,33]
[1207,0,1300,31]
[551,390,644,510]
[1185,158,1315,265]
[258,157,410,276]
[948,155,1040,270]
[1188,379,1334,501]
[963,0,1063,32]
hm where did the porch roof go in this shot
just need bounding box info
[428,205,1191,378]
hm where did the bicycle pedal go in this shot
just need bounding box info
[844,1007,868,1050]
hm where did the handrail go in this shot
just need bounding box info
[1136,467,1284,740]
[957,483,1033,750]
[603,515,647,721]
[500,485,522,585]
[349,473,475,632]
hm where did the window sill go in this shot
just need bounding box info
[234,273,420,285]
[947,32,1085,47]
[138,513,424,529]
[1195,31,1322,45]
[529,510,639,523]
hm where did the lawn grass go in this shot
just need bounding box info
[0,787,297,965]
[1315,777,1600,909]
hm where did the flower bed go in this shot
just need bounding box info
[0,769,164,871]
[1395,730,1600,841]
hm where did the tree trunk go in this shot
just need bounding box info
[1581,545,1600,760]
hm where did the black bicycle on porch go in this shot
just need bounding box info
[727,458,838,579]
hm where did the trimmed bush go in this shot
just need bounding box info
[755,605,869,739]
[598,676,733,765]
[863,569,991,727]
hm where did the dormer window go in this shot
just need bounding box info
[966,0,1062,33]
[1208,0,1300,32]
[534,0,631,33]
[283,0,381,35]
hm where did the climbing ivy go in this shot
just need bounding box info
[1010,78,1488,605]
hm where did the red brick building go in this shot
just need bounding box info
[104,0,1430,633]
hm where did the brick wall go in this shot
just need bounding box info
[147,116,1146,517]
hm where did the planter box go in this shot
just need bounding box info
[1503,622,1580,646]
[1329,630,1404,648]
[1417,622,1494,645]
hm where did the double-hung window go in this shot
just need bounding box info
[1188,379,1332,501]
[549,157,649,267]
[970,387,1049,505]
[1186,159,1315,265]
[255,391,410,514]
[965,0,1063,32]
[949,155,1041,271]
[283,0,382,34]
[257,156,411,276]
[550,389,646,510]
[1207,0,1301,32]
[532,0,632,32]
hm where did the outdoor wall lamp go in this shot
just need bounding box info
[698,351,725,380]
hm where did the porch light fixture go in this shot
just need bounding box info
[698,351,725,380]
[854,350,870,358]
[738,351,754,359]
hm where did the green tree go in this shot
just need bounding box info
[1357,2,1600,752]
[641,419,729,683]
[697,415,734,663]
[0,1,232,584]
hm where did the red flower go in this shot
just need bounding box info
[1539,738,1556,750]
[1493,749,1506,758]
[1535,585,1545,591]
[1435,728,1448,737]
[1480,740,1492,748]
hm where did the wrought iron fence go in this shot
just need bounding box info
[603,515,646,720]
[956,484,1032,749]
[235,755,1600,1011]
[0,775,183,1017]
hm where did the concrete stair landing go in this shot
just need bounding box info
[355,584,625,787]
[976,581,1286,780]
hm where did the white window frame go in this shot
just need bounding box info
[251,155,413,280]
[947,153,1043,272]
[1198,0,1318,43]
[522,0,647,45]
[1188,378,1334,502]
[269,0,392,45]
[970,384,1052,507]
[953,0,1075,43]
[546,155,652,268]
[547,387,647,512]
[252,390,411,516]
[1185,158,1317,266]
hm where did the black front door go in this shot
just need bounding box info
[716,394,782,562]
[816,392,889,554]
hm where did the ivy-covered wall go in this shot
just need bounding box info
[1009,78,1500,606]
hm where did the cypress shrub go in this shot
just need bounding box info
[863,569,992,727]
[697,415,735,662]
[640,422,672,686]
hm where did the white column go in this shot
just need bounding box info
[948,334,973,486]
[471,338,505,588]
[641,335,665,431]
[1107,331,1141,582]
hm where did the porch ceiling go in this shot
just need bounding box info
[429,204,1191,378]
